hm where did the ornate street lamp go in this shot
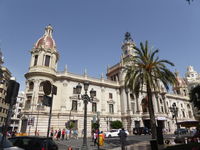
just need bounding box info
[169,103,179,131]
[76,82,96,150]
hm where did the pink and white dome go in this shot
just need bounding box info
[34,25,56,51]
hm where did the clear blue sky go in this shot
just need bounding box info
[0,0,200,90]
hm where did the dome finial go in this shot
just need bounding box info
[124,32,133,42]
[44,24,53,37]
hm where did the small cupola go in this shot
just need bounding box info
[121,32,136,58]
[34,25,57,52]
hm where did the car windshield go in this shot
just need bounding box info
[110,130,117,132]
[0,134,13,148]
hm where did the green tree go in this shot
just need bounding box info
[124,41,177,139]
[92,122,99,130]
[110,120,123,129]
[190,85,200,110]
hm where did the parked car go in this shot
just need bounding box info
[104,129,129,138]
[0,134,24,150]
[8,136,58,150]
[133,127,151,135]
[174,128,188,135]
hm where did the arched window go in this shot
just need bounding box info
[34,55,38,66]
[25,99,31,110]
[44,55,50,67]
[29,82,34,91]
[141,98,148,113]
[39,82,44,91]
[188,111,192,118]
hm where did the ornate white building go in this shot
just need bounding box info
[21,25,195,136]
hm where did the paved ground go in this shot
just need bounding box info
[55,134,176,150]
[55,135,153,150]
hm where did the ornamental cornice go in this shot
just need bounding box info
[56,72,120,89]
[25,71,57,80]
[166,93,189,101]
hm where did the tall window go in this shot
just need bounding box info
[73,87,77,94]
[131,102,135,114]
[109,93,113,99]
[34,55,38,66]
[141,98,148,113]
[188,111,192,118]
[72,100,77,111]
[39,82,44,91]
[109,104,114,113]
[182,111,185,118]
[29,82,34,91]
[37,96,44,109]
[92,102,97,112]
[45,55,50,67]
[25,98,31,110]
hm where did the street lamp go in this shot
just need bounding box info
[76,82,96,150]
[169,103,179,131]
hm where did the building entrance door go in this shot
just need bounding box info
[21,119,28,133]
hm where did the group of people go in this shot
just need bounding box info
[50,128,78,140]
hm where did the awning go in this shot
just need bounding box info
[177,120,199,128]
[157,117,167,120]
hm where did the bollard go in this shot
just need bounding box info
[150,139,158,150]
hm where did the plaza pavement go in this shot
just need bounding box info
[55,135,153,150]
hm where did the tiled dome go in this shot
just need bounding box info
[35,25,56,50]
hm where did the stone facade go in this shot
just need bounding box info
[21,25,195,136]
[0,50,12,129]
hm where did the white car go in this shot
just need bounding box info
[0,134,24,150]
[104,129,129,138]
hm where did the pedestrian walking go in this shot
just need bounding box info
[56,129,61,140]
[66,128,70,140]
[54,130,57,139]
[73,129,78,139]
[93,132,97,146]
[118,128,127,150]
[99,131,105,146]
[50,129,54,138]
[61,129,65,140]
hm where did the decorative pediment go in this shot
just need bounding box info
[107,99,115,104]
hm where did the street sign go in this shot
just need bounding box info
[43,81,52,95]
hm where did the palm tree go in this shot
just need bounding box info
[124,41,177,139]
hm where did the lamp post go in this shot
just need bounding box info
[169,103,179,131]
[76,82,96,150]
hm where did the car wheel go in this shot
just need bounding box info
[108,135,111,138]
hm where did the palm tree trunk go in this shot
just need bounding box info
[146,82,157,139]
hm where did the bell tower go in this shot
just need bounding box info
[121,32,136,59]
[28,25,59,74]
